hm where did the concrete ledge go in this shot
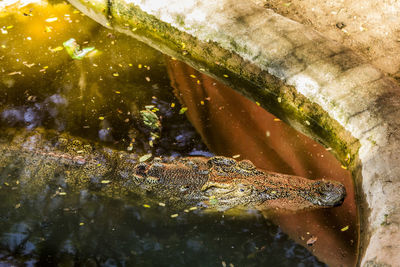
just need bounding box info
[68,0,400,265]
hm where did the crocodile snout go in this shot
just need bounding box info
[308,180,346,207]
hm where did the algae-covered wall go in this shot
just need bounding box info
[67,0,400,266]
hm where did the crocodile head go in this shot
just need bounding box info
[199,157,271,211]
[199,156,346,211]
[301,180,346,207]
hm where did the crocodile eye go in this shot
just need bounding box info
[135,162,148,174]
[238,160,256,170]
[207,156,237,168]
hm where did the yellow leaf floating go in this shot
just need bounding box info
[143,204,151,208]
[170,214,179,218]
[341,225,349,232]
[45,17,58,22]
[101,180,111,184]
[139,154,152,162]
[179,107,188,114]
[51,46,64,52]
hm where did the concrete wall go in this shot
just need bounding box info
[68,0,400,265]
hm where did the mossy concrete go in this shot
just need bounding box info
[68,0,400,266]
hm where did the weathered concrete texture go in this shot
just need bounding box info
[68,0,400,266]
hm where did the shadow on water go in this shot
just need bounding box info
[0,1,355,266]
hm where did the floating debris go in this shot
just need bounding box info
[143,204,151,208]
[63,38,98,60]
[50,46,64,52]
[306,236,318,246]
[179,107,188,114]
[170,214,179,218]
[341,225,349,232]
[45,17,58,23]
[139,154,152,162]
[140,106,161,131]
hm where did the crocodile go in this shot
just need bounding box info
[0,127,346,211]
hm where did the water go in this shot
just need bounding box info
[0,1,355,266]
[0,185,324,266]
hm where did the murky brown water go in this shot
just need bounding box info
[0,1,357,266]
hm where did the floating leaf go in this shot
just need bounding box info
[45,17,58,22]
[179,107,188,114]
[139,154,152,162]
[306,236,318,246]
[50,46,63,52]
[140,109,161,131]
[63,38,98,60]
[341,225,349,232]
